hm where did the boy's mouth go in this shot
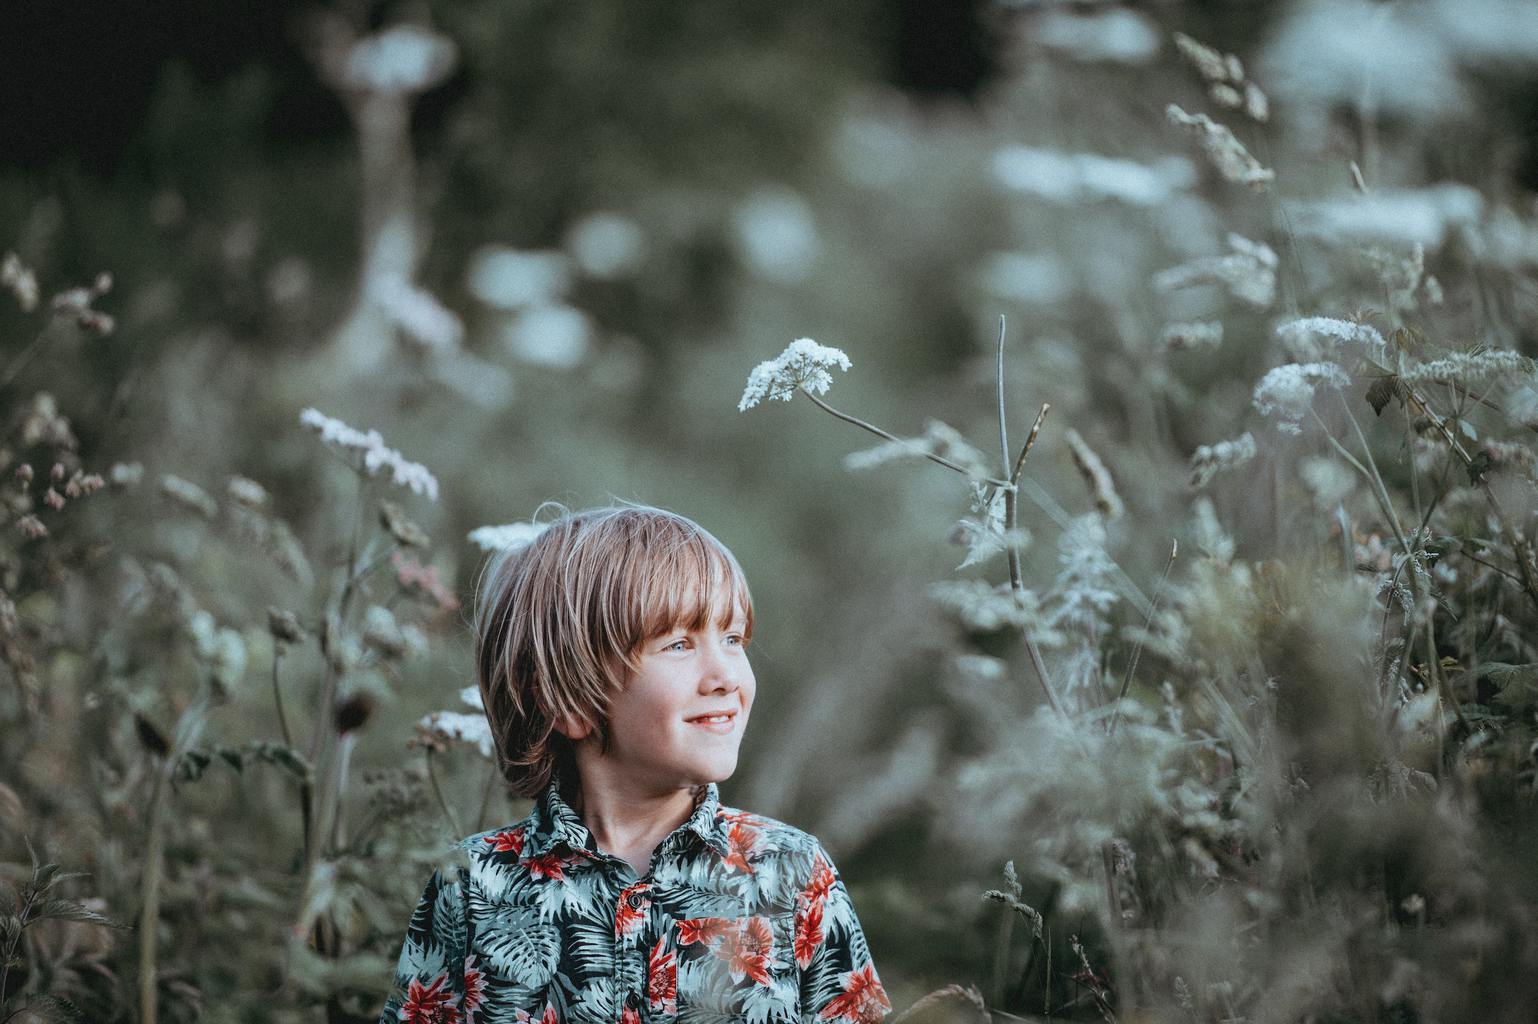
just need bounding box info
[685,709,738,730]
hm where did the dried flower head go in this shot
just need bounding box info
[380,500,430,548]
[1158,321,1224,352]
[159,475,218,519]
[1172,33,1269,122]
[1189,432,1257,488]
[268,608,303,646]
[1154,234,1278,308]
[226,476,270,509]
[1252,362,1352,434]
[1166,105,1274,188]
[2,252,39,312]
[738,338,852,411]
[1064,429,1125,520]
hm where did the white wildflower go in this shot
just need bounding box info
[1158,321,1224,352]
[419,710,495,759]
[953,654,1007,682]
[1296,185,1483,249]
[731,188,820,284]
[932,580,1054,634]
[1048,513,1120,634]
[1400,348,1536,387]
[992,146,1195,206]
[466,247,572,310]
[501,304,592,369]
[1190,497,1235,564]
[342,24,457,94]
[1035,6,1160,64]
[1189,431,1257,488]
[1300,455,1356,511]
[738,338,852,411]
[1251,362,1352,435]
[370,275,464,353]
[1154,233,1278,308]
[298,408,440,501]
[467,521,550,552]
[566,212,646,279]
[1166,105,1274,188]
[978,251,1072,307]
[1275,317,1387,362]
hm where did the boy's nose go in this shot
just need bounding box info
[697,647,741,692]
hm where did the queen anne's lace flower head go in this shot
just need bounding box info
[1252,362,1352,435]
[299,408,440,501]
[1275,317,1386,362]
[738,338,852,411]
[467,521,549,552]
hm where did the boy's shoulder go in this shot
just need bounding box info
[713,801,828,863]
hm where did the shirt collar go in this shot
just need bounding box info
[523,773,732,863]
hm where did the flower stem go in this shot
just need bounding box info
[425,747,461,838]
[799,389,1012,488]
[271,647,294,749]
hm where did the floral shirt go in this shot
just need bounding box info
[378,779,890,1024]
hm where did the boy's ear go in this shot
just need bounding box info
[551,712,593,742]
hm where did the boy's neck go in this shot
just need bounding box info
[567,761,702,878]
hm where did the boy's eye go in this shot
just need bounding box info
[664,639,689,652]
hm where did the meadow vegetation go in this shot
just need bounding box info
[4,2,1538,1021]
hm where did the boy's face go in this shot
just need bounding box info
[596,609,755,790]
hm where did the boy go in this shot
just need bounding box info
[379,505,890,1024]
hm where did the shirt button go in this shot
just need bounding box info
[625,992,641,1010]
[626,892,644,909]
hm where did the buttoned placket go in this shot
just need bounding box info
[532,781,729,1023]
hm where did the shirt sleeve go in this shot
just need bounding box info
[794,843,891,1024]
[377,861,470,1024]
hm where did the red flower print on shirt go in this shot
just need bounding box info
[648,936,678,1015]
[482,827,525,856]
[621,1008,640,1024]
[513,1005,559,1024]
[803,855,836,906]
[462,956,487,1023]
[794,898,825,968]
[721,821,759,873]
[399,973,461,1024]
[818,964,890,1024]
[525,852,573,882]
[677,917,734,946]
[719,916,774,986]
[615,884,651,938]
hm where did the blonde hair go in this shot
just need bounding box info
[473,504,754,797]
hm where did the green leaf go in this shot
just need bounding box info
[32,898,119,928]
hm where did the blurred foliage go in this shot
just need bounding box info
[4,0,1538,1020]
